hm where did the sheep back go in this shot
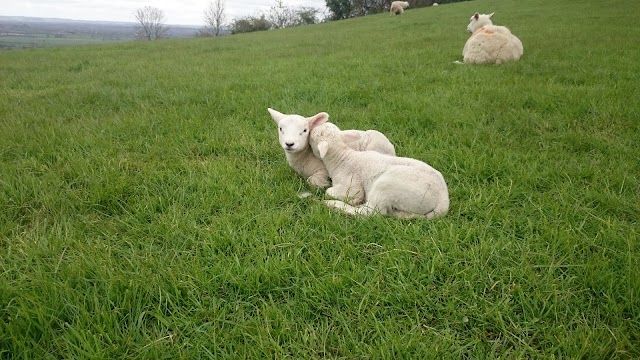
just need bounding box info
[341,130,396,156]
[463,25,523,64]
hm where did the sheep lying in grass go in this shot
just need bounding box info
[309,120,449,219]
[459,12,523,65]
[390,1,409,15]
[268,108,395,189]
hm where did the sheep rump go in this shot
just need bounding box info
[462,12,523,65]
[390,1,409,15]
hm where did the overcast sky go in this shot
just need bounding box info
[0,0,328,26]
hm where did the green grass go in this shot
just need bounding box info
[1,0,639,357]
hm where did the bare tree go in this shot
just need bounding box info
[202,0,227,36]
[134,6,168,41]
[268,0,297,29]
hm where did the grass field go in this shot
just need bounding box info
[1,0,639,357]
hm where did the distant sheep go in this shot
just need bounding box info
[390,1,409,15]
[433,3,438,6]
[268,108,395,189]
[309,120,449,219]
[459,12,523,65]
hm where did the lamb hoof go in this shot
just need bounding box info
[323,200,343,208]
[297,191,313,199]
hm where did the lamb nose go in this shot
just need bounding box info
[285,142,294,147]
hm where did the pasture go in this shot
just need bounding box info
[1,0,639,357]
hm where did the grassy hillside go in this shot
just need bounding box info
[1,0,639,357]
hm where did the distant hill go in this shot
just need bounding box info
[0,16,202,50]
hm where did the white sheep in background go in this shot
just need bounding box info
[390,1,410,15]
[268,108,395,189]
[308,120,449,219]
[459,12,523,65]
[433,3,438,6]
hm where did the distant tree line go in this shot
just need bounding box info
[133,0,471,41]
[326,0,470,20]
[230,0,320,34]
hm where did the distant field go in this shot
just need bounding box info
[0,35,129,49]
[0,0,639,358]
[0,16,198,50]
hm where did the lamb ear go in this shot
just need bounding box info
[267,108,285,124]
[316,141,329,159]
[473,12,479,20]
[488,12,494,18]
[308,112,329,128]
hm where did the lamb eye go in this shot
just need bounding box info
[303,129,307,133]
[279,127,282,132]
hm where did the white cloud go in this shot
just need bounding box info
[0,0,327,25]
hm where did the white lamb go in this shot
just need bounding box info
[459,12,523,65]
[390,1,409,15]
[268,108,396,189]
[308,120,449,219]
